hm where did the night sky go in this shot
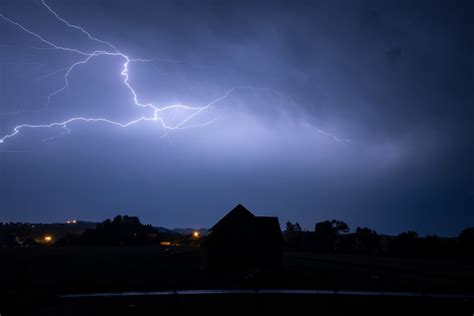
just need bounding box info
[0,0,473,236]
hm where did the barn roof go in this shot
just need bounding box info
[206,204,283,245]
[210,203,255,232]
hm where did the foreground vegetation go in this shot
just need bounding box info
[1,215,474,315]
[1,245,474,315]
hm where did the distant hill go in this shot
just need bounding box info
[154,227,208,236]
[155,226,175,234]
[172,228,209,236]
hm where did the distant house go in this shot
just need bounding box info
[201,204,283,271]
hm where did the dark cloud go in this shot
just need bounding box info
[0,0,473,235]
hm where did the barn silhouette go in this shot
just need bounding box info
[201,204,283,271]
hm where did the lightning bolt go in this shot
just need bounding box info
[0,1,219,144]
[316,129,351,143]
[0,0,350,145]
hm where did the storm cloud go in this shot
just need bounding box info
[0,0,473,235]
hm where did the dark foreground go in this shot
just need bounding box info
[36,292,474,316]
[1,246,474,315]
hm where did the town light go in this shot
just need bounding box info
[44,235,53,242]
[193,231,200,238]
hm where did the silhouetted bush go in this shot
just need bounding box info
[284,221,303,249]
[0,223,35,246]
[419,235,442,257]
[354,227,381,254]
[389,231,421,257]
[56,233,82,246]
[459,227,474,258]
[313,220,350,252]
[80,215,160,246]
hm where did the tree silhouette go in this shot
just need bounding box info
[389,231,420,257]
[459,227,474,258]
[81,215,159,245]
[355,227,380,254]
[284,221,303,249]
[313,220,350,252]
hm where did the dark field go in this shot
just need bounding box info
[1,246,474,315]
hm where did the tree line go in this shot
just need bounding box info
[284,220,474,258]
[2,216,474,259]
[0,215,185,247]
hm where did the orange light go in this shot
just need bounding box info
[192,231,200,238]
[44,236,52,242]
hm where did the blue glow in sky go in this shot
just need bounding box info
[0,0,473,236]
